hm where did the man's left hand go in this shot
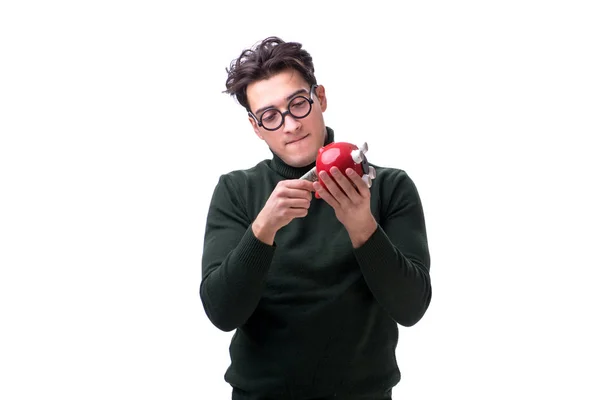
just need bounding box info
[313,167,377,248]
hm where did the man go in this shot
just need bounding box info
[200,36,432,400]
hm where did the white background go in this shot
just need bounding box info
[1,1,599,399]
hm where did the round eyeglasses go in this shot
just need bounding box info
[249,85,317,131]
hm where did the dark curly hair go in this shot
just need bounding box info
[224,36,317,112]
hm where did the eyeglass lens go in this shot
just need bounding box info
[260,96,312,130]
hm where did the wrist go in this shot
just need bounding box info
[347,216,377,248]
[252,217,277,245]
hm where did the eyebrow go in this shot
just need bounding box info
[254,88,309,115]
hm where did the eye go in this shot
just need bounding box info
[290,98,307,109]
[261,110,278,123]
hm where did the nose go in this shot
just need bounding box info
[282,113,301,133]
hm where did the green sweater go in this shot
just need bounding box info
[200,128,431,398]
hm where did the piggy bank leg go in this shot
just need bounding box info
[368,166,376,179]
[362,174,372,188]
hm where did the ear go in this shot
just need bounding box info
[248,114,264,140]
[315,85,327,112]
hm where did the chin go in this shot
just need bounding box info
[278,136,322,166]
[287,157,313,168]
[286,151,317,167]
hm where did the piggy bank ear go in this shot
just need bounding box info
[351,149,364,163]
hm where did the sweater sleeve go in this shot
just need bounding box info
[200,174,275,332]
[353,171,432,327]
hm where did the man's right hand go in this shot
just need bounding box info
[252,179,315,245]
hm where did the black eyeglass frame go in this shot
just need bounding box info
[248,84,318,131]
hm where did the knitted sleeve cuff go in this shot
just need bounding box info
[231,225,277,278]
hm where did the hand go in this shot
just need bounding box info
[252,179,315,245]
[313,167,377,247]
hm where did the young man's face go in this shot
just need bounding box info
[246,69,328,167]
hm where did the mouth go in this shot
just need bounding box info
[287,134,309,145]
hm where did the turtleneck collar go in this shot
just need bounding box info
[269,127,335,179]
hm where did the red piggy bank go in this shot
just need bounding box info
[302,141,376,199]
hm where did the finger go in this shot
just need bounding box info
[285,179,318,192]
[345,168,370,197]
[283,197,311,209]
[318,170,349,205]
[280,188,313,201]
[293,208,309,218]
[313,180,340,208]
[285,207,309,219]
[329,167,362,203]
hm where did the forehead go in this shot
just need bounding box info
[246,69,309,112]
